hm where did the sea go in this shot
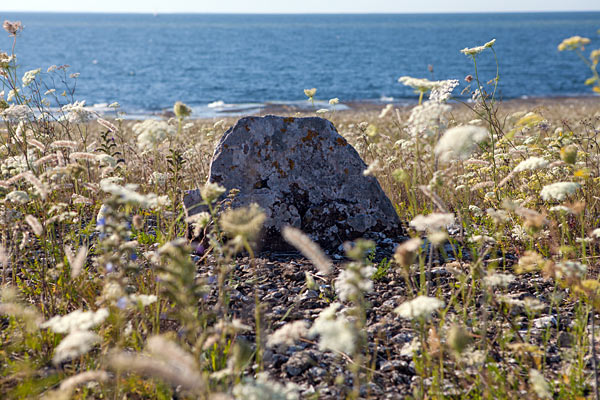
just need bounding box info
[0,12,599,118]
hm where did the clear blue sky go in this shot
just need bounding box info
[0,0,598,13]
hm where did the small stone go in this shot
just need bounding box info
[184,116,403,250]
[308,366,327,378]
[285,351,315,376]
[533,315,556,329]
[557,331,572,348]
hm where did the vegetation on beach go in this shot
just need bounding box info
[1,19,600,399]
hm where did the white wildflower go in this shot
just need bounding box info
[328,98,339,105]
[304,88,317,98]
[233,372,299,400]
[7,88,19,102]
[398,76,445,93]
[308,303,355,354]
[132,120,175,150]
[53,330,100,364]
[129,294,158,307]
[468,205,483,216]
[22,68,41,86]
[335,263,376,301]
[1,153,31,176]
[555,261,587,279]
[511,225,529,241]
[540,182,580,201]
[407,101,451,138]
[484,272,515,288]
[358,121,369,130]
[460,38,496,56]
[529,369,552,399]
[0,104,33,122]
[410,213,454,232]
[460,349,487,367]
[41,308,109,334]
[435,125,489,162]
[400,338,421,357]
[200,181,226,204]
[469,235,496,244]
[61,101,96,124]
[429,79,459,103]
[266,321,308,348]
[187,211,211,237]
[150,171,169,186]
[513,157,548,172]
[429,231,448,246]
[395,295,444,320]
[101,181,169,209]
[591,228,600,239]
[96,154,117,167]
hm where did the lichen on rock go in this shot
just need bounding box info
[184,115,402,250]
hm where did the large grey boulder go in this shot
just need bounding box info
[184,115,402,250]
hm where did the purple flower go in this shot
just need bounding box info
[116,297,128,310]
[194,243,205,255]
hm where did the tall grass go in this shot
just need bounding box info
[1,20,600,400]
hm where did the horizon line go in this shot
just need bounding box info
[1,10,599,15]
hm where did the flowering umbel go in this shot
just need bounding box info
[558,36,590,51]
[3,20,23,36]
[173,101,192,118]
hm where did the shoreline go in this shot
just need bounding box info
[115,95,600,121]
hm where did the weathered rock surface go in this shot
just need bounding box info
[184,115,402,250]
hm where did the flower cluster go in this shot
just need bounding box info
[308,303,355,354]
[460,39,496,56]
[61,101,96,124]
[540,182,580,202]
[395,296,444,320]
[558,36,591,51]
[435,125,489,162]
[132,119,176,150]
[410,213,454,232]
[335,262,376,302]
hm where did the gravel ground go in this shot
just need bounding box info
[192,236,581,399]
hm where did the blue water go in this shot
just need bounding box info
[0,12,599,117]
